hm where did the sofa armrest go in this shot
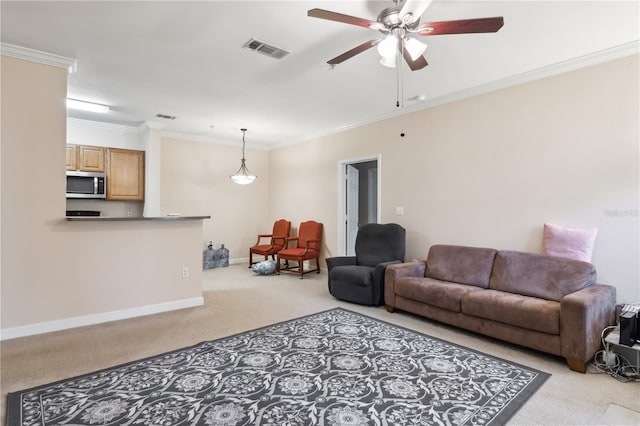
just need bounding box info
[372,260,403,306]
[560,284,617,368]
[384,261,427,309]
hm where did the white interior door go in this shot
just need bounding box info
[368,167,377,223]
[346,164,359,256]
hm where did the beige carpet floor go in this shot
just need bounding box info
[2,264,639,425]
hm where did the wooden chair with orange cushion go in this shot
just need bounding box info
[276,220,323,279]
[249,219,291,267]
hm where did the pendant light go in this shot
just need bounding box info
[230,128,257,185]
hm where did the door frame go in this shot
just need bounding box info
[337,154,382,256]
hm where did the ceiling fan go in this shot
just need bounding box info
[308,0,504,71]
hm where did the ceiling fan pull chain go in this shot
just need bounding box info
[397,38,405,109]
[398,36,407,138]
[396,62,400,108]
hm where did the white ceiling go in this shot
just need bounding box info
[1,1,638,149]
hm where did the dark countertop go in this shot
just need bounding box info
[65,215,211,222]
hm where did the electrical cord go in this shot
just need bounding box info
[588,326,640,382]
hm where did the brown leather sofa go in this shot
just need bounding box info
[385,244,617,372]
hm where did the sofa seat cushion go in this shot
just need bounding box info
[395,277,485,312]
[426,245,498,288]
[462,289,560,335]
[489,250,596,301]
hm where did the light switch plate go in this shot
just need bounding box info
[395,206,404,216]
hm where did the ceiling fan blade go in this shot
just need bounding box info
[328,39,381,65]
[402,48,429,71]
[399,0,433,24]
[417,16,504,36]
[308,8,384,31]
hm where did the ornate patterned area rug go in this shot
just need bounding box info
[7,308,549,425]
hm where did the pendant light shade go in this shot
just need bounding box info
[230,128,257,185]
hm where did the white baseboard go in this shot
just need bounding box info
[0,296,204,341]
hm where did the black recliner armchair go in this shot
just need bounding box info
[327,223,406,306]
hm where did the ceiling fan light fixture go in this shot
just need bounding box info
[377,34,397,59]
[230,128,257,185]
[404,37,427,61]
[379,56,396,68]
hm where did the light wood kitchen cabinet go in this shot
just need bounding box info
[77,145,105,172]
[66,145,77,170]
[106,148,145,201]
[66,144,105,172]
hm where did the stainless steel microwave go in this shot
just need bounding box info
[66,171,106,199]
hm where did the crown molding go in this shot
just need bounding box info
[0,43,77,73]
[143,121,167,131]
[160,129,271,151]
[419,40,640,113]
[274,40,640,150]
[67,118,269,150]
[67,117,144,134]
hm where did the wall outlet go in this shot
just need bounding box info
[182,267,189,278]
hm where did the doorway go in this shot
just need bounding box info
[338,155,381,256]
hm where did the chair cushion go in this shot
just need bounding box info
[273,219,291,242]
[426,245,497,288]
[329,265,376,305]
[279,248,319,259]
[297,221,323,250]
[251,244,277,255]
[355,223,406,267]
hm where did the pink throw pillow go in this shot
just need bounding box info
[542,223,598,263]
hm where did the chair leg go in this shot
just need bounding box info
[248,251,253,268]
[276,255,281,275]
[299,259,304,279]
[316,257,320,273]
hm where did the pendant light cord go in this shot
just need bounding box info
[241,128,247,161]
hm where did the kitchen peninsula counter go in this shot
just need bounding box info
[65,215,210,222]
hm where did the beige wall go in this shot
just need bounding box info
[2,52,637,336]
[160,137,271,258]
[1,56,205,335]
[270,55,640,303]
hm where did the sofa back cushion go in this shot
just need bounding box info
[489,250,596,301]
[426,245,498,288]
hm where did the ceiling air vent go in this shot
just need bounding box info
[155,113,176,120]
[243,38,290,60]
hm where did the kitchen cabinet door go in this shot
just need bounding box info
[66,145,77,170]
[78,145,105,172]
[106,148,145,200]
